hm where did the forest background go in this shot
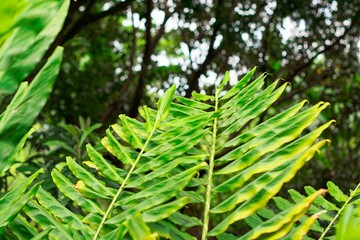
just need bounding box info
[0,0,359,201]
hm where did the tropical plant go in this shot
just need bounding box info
[0,67,336,239]
[9,116,102,197]
[253,181,360,240]
[334,191,360,240]
[0,0,68,235]
[38,116,102,163]
[0,0,69,174]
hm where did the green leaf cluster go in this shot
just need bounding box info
[0,0,69,174]
[252,181,360,240]
[1,66,337,239]
[1,1,357,239]
[0,0,68,236]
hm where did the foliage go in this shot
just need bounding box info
[0,0,68,95]
[1,68,337,239]
[0,49,63,174]
[5,117,102,195]
[35,0,359,193]
[0,1,358,239]
[0,0,69,174]
[0,0,68,235]
[253,181,360,240]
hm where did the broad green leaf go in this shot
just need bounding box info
[222,99,307,148]
[74,180,111,199]
[101,129,134,165]
[219,81,288,136]
[118,115,144,149]
[238,189,326,239]
[8,215,38,240]
[216,116,332,175]
[179,190,205,203]
[107,163,207,224]
[82,213,102,227]
[63,124,79,137]
[23,200,73,240]
[284,211,325,240]
[209,141,328,235]
[79,123,101,147]
[335,204,360,240]
[176,95,213,110]
[244,213,263,228]
[143,120,209,158]
[0,0,28,43]
[217,233,237,240]
[289,188,333,222]
[143,197,191,222]
[214,122,333,192]
[51,169,104,215]
[135,129,208,173]
[44,140,77,155]
[102,225,127,240]
[0,0,69,95]
[149,221,196,240]
[169,102,206,118]
[30,227,53,240]
[128,155,204,188]
[154,112,213,139]
[66,156,114,197]
[139,105,155,132]
[221,75,276,125]
[0,183,41,234]
[327,181,348,202]
[86,144,124,183]
[155,84,176,125]
[120,163,206,204]
[36,187,93,237]
[212,161,292,214]
[273,196,293,211]
[168,212,202,228]
[191,92,213,101]
[221,66,257,100]
[219,72,265,115]
[124,213,158,240]
[217,71,230,94]
[0,47,63,173]
[304,185,339,212]
[0,169,43,216]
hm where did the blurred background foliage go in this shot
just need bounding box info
[1,0,359,194]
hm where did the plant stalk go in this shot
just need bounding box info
[202,89,219,240]
[319,182,360,239]
[93,128,156,240]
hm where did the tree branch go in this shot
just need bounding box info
[61,0,134,44]
[26,0,133,85]
[128,1,180,117]
[101,2,138,123]
[185,0,225,98]
[128,0,153,118]
[286,17,358,81]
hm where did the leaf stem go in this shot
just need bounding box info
[93,128,156,240]
[202,88,219,240]
[319,182,360,239]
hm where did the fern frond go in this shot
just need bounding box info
[246,181,360,239]
[186,69,334,238]
[5,68,334,239]
[14,84,211,239]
